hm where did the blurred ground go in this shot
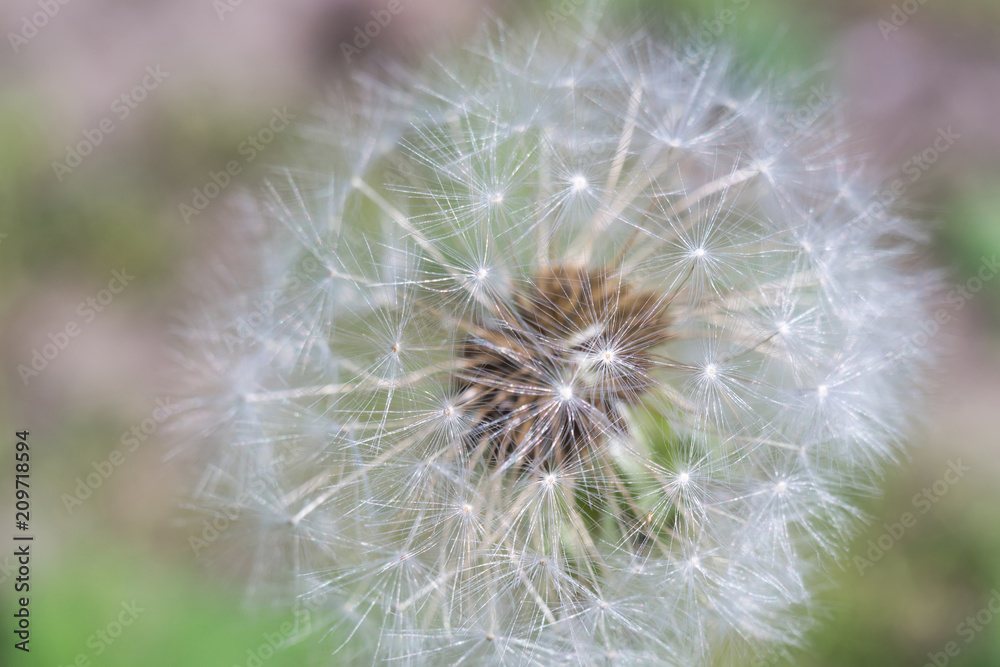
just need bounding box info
[1,0,1000,665]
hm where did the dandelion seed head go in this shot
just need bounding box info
[177,12,937,666]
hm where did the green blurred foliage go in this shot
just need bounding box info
[798,470,1000,667]
[1,541,317,667]
[0,97,173,287]
[944,178,1000,319]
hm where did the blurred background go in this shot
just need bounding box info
[1,0,999,664]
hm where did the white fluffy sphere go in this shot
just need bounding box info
[177,16,935,666]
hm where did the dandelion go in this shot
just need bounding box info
[176,13,935,666]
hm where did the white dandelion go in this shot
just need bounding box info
[175,13,936,666]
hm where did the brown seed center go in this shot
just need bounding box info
[455,264,671,469]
